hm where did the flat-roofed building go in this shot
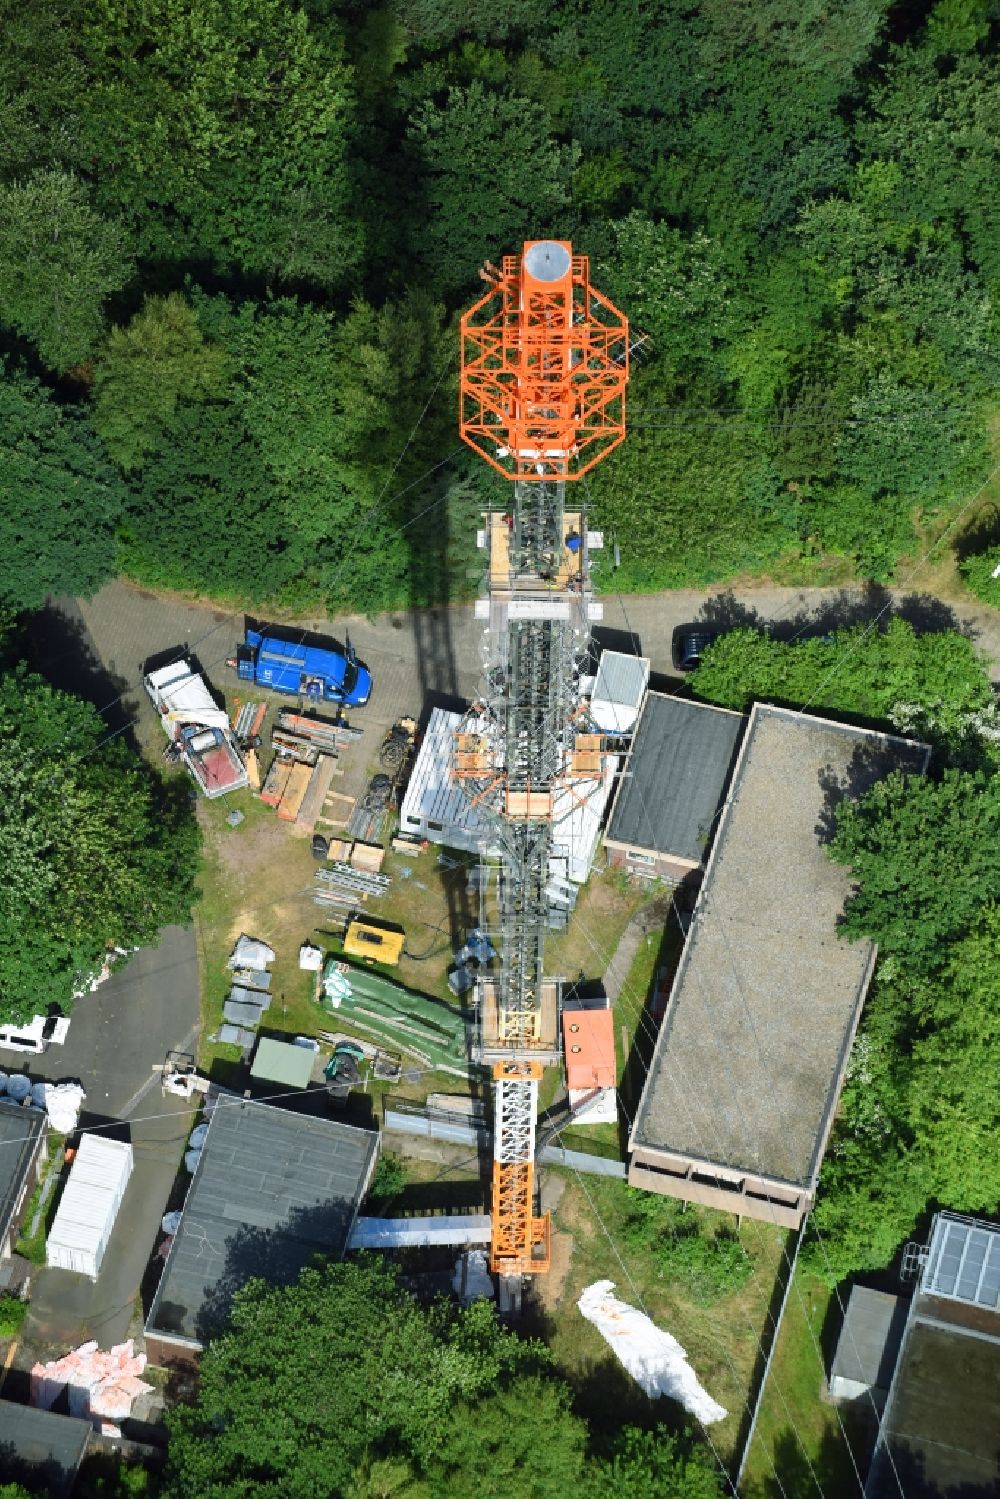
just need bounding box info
[866,1212,1000,1497]
[145,1099,377,1367]
[628,703,928,1228]
[0,1098,47,1262]
[604,693,744,883]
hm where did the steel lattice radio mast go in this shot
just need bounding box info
[456,241,628,1278]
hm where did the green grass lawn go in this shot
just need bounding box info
[537,1170,793,1469]
[740,1268,873,1498]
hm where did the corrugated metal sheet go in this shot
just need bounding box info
[398,709,486,848]
[348,1214,492,1249]
[590,651,650,733]
[46,1135,132,1279]
[400,707,610,882]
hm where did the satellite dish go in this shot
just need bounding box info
[523,242,571,282]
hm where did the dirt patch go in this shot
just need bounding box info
[534,1230,574,1314]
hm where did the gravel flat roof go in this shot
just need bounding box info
[629,704,927,1186]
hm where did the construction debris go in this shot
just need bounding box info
[347,773,393,843]
[31,1340,154,1431]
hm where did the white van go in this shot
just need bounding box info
[0,1014,71,1054]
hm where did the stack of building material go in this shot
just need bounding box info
[261,758,293,806]
[271,710,362,763]
[224,935,275,1035]
[31,1339,154,1432]
[232,701,267,743]
[292,755,339,836]
[276,761,313,821]
[313,862,390,909]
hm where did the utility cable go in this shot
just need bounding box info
[602,568,882,1488]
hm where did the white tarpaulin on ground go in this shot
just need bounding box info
[577,1280,727,1424]
[30,1082,86,1134]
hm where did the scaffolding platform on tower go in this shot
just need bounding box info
[456,240,628,1279]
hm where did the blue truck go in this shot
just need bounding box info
[234,628,372,706]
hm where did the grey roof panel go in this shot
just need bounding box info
[605,694,744,863]
[147,1099,376,1347]
[830,1286,907,1389]
[0,1399,90,1497]
[0,1100,44,1247]
[223,999,264,1027]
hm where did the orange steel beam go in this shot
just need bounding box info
[460,240,628,482]
[489,1060,550,1274]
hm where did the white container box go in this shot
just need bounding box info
[46,1135,133,1279]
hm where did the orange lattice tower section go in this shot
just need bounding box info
[460,240,628,481]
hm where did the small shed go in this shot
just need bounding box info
[46,1135,132,1280]
[562,1002,616,1093]
[250,1038,315,1091]
[589,650,650,735]
[829,1285,907,1403]
[604,693,744,882]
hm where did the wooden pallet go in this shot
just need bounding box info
[277,761,313,821]
[350,841,386,873]
[261,758,293,807]
[292,755,339,836]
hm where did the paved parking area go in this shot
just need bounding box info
[0,926,199,1117]
[22,1095,195,1354]
[1,929,200,1359]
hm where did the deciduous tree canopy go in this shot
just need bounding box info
[0,668,200,1024]
[163,1258,724,1499]
[0,0,994,611]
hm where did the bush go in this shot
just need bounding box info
[960,545,1000,608]
[618,1189,754,1305]
[0,1296,28,1339]
[367,1151,408,1205]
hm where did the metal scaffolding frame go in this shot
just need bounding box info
[456,240,628,1278]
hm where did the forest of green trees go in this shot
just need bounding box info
[2,0,997,617]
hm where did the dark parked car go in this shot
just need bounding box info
[311,833,330,861]
[671,625,719,673]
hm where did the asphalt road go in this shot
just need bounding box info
[2,928,199,1359]
[59,577,1000,758]
[1,925,200,1116]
